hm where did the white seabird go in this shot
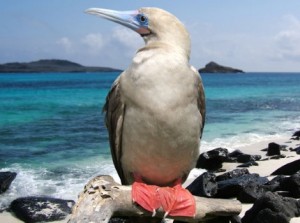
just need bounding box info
[86,7,205,220]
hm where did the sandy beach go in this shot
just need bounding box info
[224,136,300,220]
[1,135,299,223]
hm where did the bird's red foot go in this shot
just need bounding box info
[132,182,195,218]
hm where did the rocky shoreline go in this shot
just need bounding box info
[1,130,299,222]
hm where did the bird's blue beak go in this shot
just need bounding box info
[85,8,150,36]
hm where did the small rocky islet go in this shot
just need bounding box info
[198,61,244,73]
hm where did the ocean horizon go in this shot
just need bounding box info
[1,71,300,210]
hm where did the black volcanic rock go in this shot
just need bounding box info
[280,173,300,198]
[271,159,300,175]
[0,59,122,73]
[10,196,75,222]
[267,142,281,156]
[292,130,300,137]
[0,171,17,194]
[226,149,244,162]
[237,154,261,163]
[242,192,300,223]
[216,169,250,182]
[237,181,268,203]
[198,61,244,73]
[196,148,229,171]
[187,172,218,197]
[216,174,268,199]
[264,175,288,192]
[237,161,259,168]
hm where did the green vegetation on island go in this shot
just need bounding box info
[0,59,122,73]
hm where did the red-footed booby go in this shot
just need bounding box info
[86,7,205,221]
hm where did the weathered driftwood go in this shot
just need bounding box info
[69,175,242,223]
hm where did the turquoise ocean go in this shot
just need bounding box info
[0,72,300,209]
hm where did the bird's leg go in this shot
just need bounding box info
[132,176,196,218]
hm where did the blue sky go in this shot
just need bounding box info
[1,1,300,72]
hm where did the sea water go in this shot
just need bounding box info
[0,72,299,209]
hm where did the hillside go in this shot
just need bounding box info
[0,59,122,73]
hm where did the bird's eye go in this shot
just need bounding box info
[140,15,146,22]
[137,14,148,26]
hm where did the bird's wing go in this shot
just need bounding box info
[103,75,126,184]
[191,66,206,137]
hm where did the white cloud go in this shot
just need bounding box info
[273,15,300,61]
[82,33,106,52]
[56,37,73,52]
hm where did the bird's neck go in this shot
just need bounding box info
[140,40,190,63]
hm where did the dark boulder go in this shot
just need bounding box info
[196,148,229,171]
[280,173,300,198]
[226,150,244,162]
[242,192,300,223]
[216,169,249,182]
[289,146,300,153]
[271,159,300,175]
[237,154,261,163]
[10,196,75,223]
[293,131,300,137]
[267,142,281,156]
[0,171,17,194]
[237,181,268,203]
[216,174,268,199]
[292,130,300,140]
[187,172,218,197]
[264,175,288,192]
[228,149,244,158]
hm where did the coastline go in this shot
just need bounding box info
[221,136,300,219]
[1,134,299,222]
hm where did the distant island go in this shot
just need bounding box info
[0,59,122,73]
[199,61,244,73]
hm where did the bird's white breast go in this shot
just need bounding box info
[120,48,201,185]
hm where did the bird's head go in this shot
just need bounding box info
[85,7,191,58]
